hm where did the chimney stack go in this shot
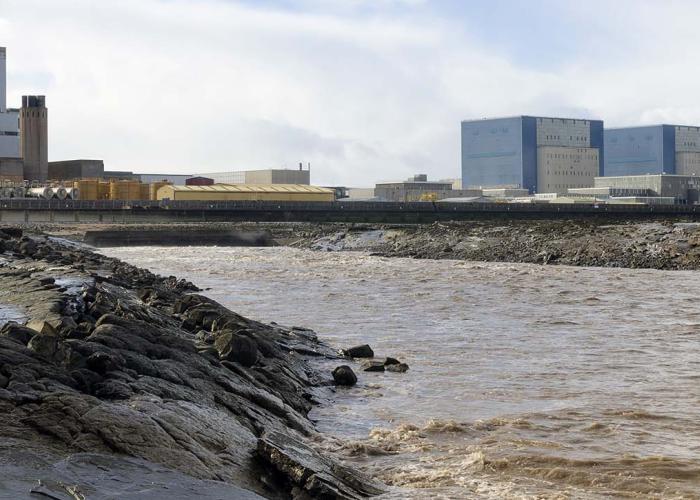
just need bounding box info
[0,47,6,113]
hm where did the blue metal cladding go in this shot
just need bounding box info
[589,120,605,176]
[521,116,537,192]
[461,117,524,188]
[662,125,676,174]
[604,125,667,176]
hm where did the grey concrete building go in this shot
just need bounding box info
[0,48,20,160]
[462,116,604,194]
[20,95,48,182]
[48,159,104,180]
[594,174,700,204]
[375,174,482,202]
[196,169,310,185]
[138,173,192,184]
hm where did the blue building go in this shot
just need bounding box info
[461,116,604,194]
[604,125,700,177]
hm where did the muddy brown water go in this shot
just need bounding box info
[101,246,700,499]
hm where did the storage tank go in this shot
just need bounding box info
[52,186,68,200]
[127,181,141,200]
[98,181,110,200]
[139,183,150,200]
[27,187,53,199]
[109,180,129,200]
[67,187,80,200]
[13,187,25,198]
[149,181,171,200]
[74,180,98,200]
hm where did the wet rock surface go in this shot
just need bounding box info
[291,219,700,270]
[0,228,384,499]
[332,366,357,386]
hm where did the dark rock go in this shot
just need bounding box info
[38,276,55,285]
[342,344,374,358]
[27,334,58,360]
[0,322,37,344]
[214,331,258,367]
[361,360,385,372]
[332,366,357,386]
[0,226,22,238]
[257,431,385,499]
[93,379,133,400]
[386,363,409,373]
[86,352,122,375]
[19,239,38,256]
[383,357,400,366]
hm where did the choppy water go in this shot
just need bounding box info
[101,246,700,499]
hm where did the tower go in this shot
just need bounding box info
[20,95,48,182]
[0,47,6,113]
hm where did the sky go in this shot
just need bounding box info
[1,0,700,185]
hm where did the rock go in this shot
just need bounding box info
[0,322,37,344]
[214,331,258,367]
[26,319,57,336]
[19,238,38,256]
[86,352,122,375]
[257,431,385,499]
[38,277,55,285]
[386,363,409,373]
[27,334,58,359]
[360,360,385,372]
[342,344,374,358]
[0,226,22,238]
[332,366,357,386]
[383,357,400,366]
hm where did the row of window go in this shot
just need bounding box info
[544,171,593,176]
[542,135,588,142]
[544,153,597,160]
[0,131,18,136]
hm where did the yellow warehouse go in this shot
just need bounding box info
[156,183,335,202]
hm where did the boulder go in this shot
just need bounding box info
[19,239,38,256]
[0,227,22,238]
[38,277,55,285]
[0,322,37,344]
[360,360,385,372]
[342,344,374,358]
[386,363,409,373]
[332,365,357,386]
[214,331,258,367]
[26,319,57,336]
[383,357,400,366]
[27,334,58,360]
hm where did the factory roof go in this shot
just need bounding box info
[162,183,333,193]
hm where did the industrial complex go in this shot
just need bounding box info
[4,42,700,209]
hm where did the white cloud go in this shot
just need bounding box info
[2,0,700,185]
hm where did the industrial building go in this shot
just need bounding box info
[138,173,192,184]
[20,95,48,182]
[0,48,20,161]
[375,174,482,202]
[196,168,310,185]
[461,116,604,194]
[48,159,104,180]
[156,183,335,202]
[593,174,700,204]
[604,124,700,177]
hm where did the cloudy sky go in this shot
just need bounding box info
[0,0,699,185]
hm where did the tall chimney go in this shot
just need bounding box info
[0,47,6,113]
[20,95,48,182]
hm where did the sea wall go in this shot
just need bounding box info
[0,228,383,498]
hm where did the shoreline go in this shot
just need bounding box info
[0,227,384,498]
[32,218,700,270]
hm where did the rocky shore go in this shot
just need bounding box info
[0,228,385,499]
[294,219,700,270]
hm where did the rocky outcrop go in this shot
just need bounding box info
[292,220,700,270]
[0,229,384,499]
